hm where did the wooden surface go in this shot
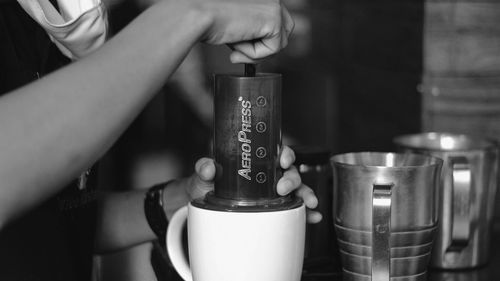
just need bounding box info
[424,2,500,75]
[422,1,500,138]
[421,75,500,137]
[300,228,500,280]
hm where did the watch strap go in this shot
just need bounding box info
[144,180,174,249]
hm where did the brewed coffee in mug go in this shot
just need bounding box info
[394,132,499,269]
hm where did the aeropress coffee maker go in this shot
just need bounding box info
[166,65,307,281]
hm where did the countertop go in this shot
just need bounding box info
[301,229,500,281]
[160,230,500,281]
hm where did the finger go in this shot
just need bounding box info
[194,157,216,181]
[276,165,301,195]
[230,38,281,62]
[258,22,285,57]
[229,50,260,64]
[280,25,288,49]
[280,145,296,169]
[230,50,273,64]
[187,170,214,199]
[295,184,318,209]
[280,6,293,48]
[307,210,323,224]
[188,176,213,199]
[281,5,295,39]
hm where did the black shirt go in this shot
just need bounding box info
[0,2,97,281]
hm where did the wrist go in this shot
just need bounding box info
[144,181,175,247]
[186,1,215,37]
[156,0,214,43]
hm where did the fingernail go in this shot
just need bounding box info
[201,160,210,170]
[200,161,212,179]
[314,212,323,223]
[307,212,323,224]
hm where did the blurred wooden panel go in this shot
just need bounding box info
[422,0,500,137]
[424,2,500,75]
[421,75,500,138]
[425,31,500,74]
[425,2,500,30]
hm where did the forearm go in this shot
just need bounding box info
[0,1,212,227]
[94,190,154,253]
[95,179,190,253]
[170,45,214,127]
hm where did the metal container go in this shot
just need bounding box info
[394,132,500,269]
[331,152,442,281]
[343,269,427,281]
[340,250,431,277]
[334,224,438,248]
[337,239,434,258]
[331,152,442,232]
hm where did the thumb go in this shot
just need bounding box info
[188,158,216,199]
[195,157,216,181]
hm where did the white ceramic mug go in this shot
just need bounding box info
[166,202,306,281]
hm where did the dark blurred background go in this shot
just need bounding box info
[94,0,500,280]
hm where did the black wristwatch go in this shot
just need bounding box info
[144,180,174,249]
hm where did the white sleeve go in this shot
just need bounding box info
[16,0,108,60]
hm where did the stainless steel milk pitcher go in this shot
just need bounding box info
[331,152,442,281]
[394,132,500,269]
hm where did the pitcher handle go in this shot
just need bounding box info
[166,205,193,281]
[372,183,393,281]
[447,156,471,251]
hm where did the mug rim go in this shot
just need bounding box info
[330,151,443,169]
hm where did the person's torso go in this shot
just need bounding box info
[0,2,96,281]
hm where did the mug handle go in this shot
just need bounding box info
[447,156,471,251]
[166,205,193,281]
[372,183,393,281]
